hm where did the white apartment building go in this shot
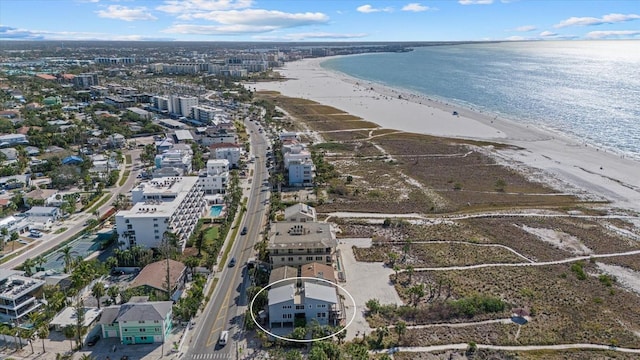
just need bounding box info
[199,159,229,195]
[154,149,193,175]
[279,132,299,142]
[214,146,242,169]
[115,177,205,251]
[152,96,170,112]
[284,149,312,169]
[191,105,224,123]
[0,269,45,322]
[288,159,315,186]
[169,96,198,118]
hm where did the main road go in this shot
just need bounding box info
[186,118,271,359]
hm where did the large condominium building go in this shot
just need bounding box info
[169,95,198,118]
[152,96,170,112]
[115,177,205,251]
[73,73,99,89]
[191,105,224,123]
[0,269,45,323]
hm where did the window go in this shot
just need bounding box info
[140,328,146,332]
[317,312,326,318]
[155,235,159,240]
[316,256,322,261]
[296,305,305,310]
[306,257,313,261]
[154,224,158,228]
[156,328,160,332]
[140,321,145,324]
[282,305,292,309]
[127,224,132,230]
[288,257,293,262]
[153,218,158,222]
[124,329,128,332]
[282,314,292,319]
[154,230,159,234]
[288,249,293,254]
[317,304,326,308]
[280,257,285,262]
[154,320,160,323]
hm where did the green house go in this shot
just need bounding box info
[99,299,173,345]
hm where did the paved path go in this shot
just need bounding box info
[381,343,640,354]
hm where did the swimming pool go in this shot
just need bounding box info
[210,205,224,217]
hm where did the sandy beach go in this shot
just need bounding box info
[254,57,640,212]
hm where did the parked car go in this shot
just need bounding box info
[87,334,100,346]
[218,330,229,346]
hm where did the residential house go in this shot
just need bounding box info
[24,188,58,207]
[267,222,337,268]
[0,174,30,189]
[284,203,317,223]
[0,134,28,147]
[0,216,30,235]
[99,299,173,345]
[0,269,45,322]
[267,280,342,329]
[211,143,241,169]
[50,307,102,332]
[300,262,337,283]
[198,159,229,195]
[107,133,126,148]
[128,259,187,301]
[62,155,83,165]
[268,266,298,285]
[0,148,18,162]
[24,206,60,230]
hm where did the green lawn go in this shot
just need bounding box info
[204,226,219,245]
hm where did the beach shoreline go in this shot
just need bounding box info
[253,57,640,212]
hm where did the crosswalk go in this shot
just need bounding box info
[190,353,233,360]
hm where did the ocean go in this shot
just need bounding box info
[321,41,640,158]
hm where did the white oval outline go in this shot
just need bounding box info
[249,276,357,343]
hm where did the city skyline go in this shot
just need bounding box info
[1,0,640,42]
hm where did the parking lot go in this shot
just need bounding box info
[337,238,403,341]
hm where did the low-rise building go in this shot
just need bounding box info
[0,269,45,322]
[24,206,60,229]
[99,299,173,345]
[198,159,229,195]
[268,280,341,329]
[154,149,193,175]
[128,259,187,301]
[50,307,102,332]
[284,203,317,223]
[0,134,28,147]
[288,159,314,187]
[211,144,241,169]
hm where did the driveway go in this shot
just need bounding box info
[338,238,403,341]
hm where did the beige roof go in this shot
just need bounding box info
[301,262,336,283]
[269,266,298,284]
[129,259,186,293]
[268,222,336,250]
[25,188,57,200]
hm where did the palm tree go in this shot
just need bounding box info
[78,354,96,360]
[34,255,46,272]
[395,321,407,345]
[22,258,36,277]
[91,282,105,309]
[107,286,120,305]
[36,323,49,353]
[62,325,75,351]
[57,246,78,273]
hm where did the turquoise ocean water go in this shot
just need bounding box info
[321,41,640,158]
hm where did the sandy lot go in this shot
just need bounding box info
[338,238,402,341]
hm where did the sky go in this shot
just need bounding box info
[1,0,639,42]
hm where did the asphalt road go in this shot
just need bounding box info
[2,149,142,270]
[188,119,271,359]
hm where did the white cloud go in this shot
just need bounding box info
[356,4,393,13]
[512,25,536,32]
[458,0,493,5]
[539,30,556,37]
[255,32,368,41]
[0,25,172,41]
[505,35,525,41]
[96,5,157,21]
[156,0,253,19]
[402,3,430,12]
[554,13,640,28]
[586,30,640,39]
[188,9,328,27]
[164,24,278,35]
